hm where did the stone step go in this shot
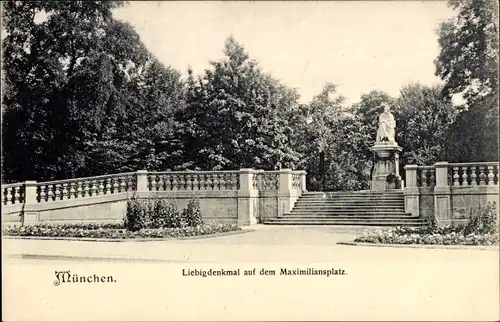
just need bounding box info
[290,211,408,216]
[292,204,405,208]
[281,214,414,219]
[262,220,426,226]
[299,196,404,200]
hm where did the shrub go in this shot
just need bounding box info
[125,196,188,230]
[182,198,203,227]
[463,203,498,236]
[161,198,184,228]
[124,196,148,231]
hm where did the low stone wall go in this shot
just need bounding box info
[1,169,307,227]
[404,162,499,225]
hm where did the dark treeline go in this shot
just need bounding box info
[2,0,498,190]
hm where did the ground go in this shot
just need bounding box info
[3,225,499,321]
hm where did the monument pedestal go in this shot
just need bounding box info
[370,142,403,191]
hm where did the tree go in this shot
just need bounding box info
[435,0,498,102]
[182,37,300,170]
[434,0,499,162]
[393,83,458,165]
[2,1,185,181]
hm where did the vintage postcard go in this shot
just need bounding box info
[2,1,499,321]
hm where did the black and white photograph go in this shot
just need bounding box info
[2,1,499,321]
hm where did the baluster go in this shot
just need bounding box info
[61,183,69,200]
[46,184,53,201]
[150,175,158,191]
[212,173,220,190]
[2,188,6,205]
[39,185,46,202]
[97,180,104,195]
[429,170,436,186]
[452,167,460,186]
[420,169,428,187]
[53,184,61,200]
[487,166,495,185]
[198,174,206,190]
[88,180,96,196]
[186,174,192,190]
[479,166,486,185]
[218,173,225,190]
[171,174,178,191]
[163,174,171,191]
[82,181,89,197]
[7,187,14,204]
[69,182,76,199]
[179,174,186,190]
[13,186,20,204]
[105,178,112,194]
[127,175,134,192]
[76,181,83,198]
[158,175,165,191]
[192,174,199,190]
[461,167,469,186]
[112,177,119,193]
[470,166,477,186]
[119,177,126,192]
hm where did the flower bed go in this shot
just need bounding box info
[354,204,499,246]
[2,222,241,239]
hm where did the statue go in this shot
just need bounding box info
[376,103,396,143]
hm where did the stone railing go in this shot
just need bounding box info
[255,171,279,190]
[2,168,307,227]
[449,162,498,186]
[417,166,436,187]
[147,171,240,191]
[35,173,137,203]
[404,161,499,225]
[2,182,25,206]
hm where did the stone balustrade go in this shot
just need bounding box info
[2,183,25,205]
[417,166,436,187]
[405,161,499,226]
[35,173,137,203]
[148,171,240,191]
[449,162,498,186]
[1,168,308,227]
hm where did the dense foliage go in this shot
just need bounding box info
[2,0,498,190]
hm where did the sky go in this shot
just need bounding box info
[115,1,454,105]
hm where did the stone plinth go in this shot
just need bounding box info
[370,142,403,191]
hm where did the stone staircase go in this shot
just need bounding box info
[262,190,427,226]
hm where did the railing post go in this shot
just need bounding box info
[434,161,451,226]
[237,169,258,226]
[136,170,149,195]
[299,170,307,192]
[403,165,419,217]
[23,181,39,225]
[277,169,294,217]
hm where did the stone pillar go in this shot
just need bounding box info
[23,181,39,225]
[403,165,420,217]
[237,169,259,226]
[299,170,307,192]
[136,170,149,196]
[277,169,294,217]
[434,161,451,226]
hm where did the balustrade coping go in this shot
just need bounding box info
[417,166,436,170]
[148,170,240,175]
[35,172,137,185]
[1,182,25,188]
[448,162,499,167]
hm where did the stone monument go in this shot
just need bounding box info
[370,103,403,190]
